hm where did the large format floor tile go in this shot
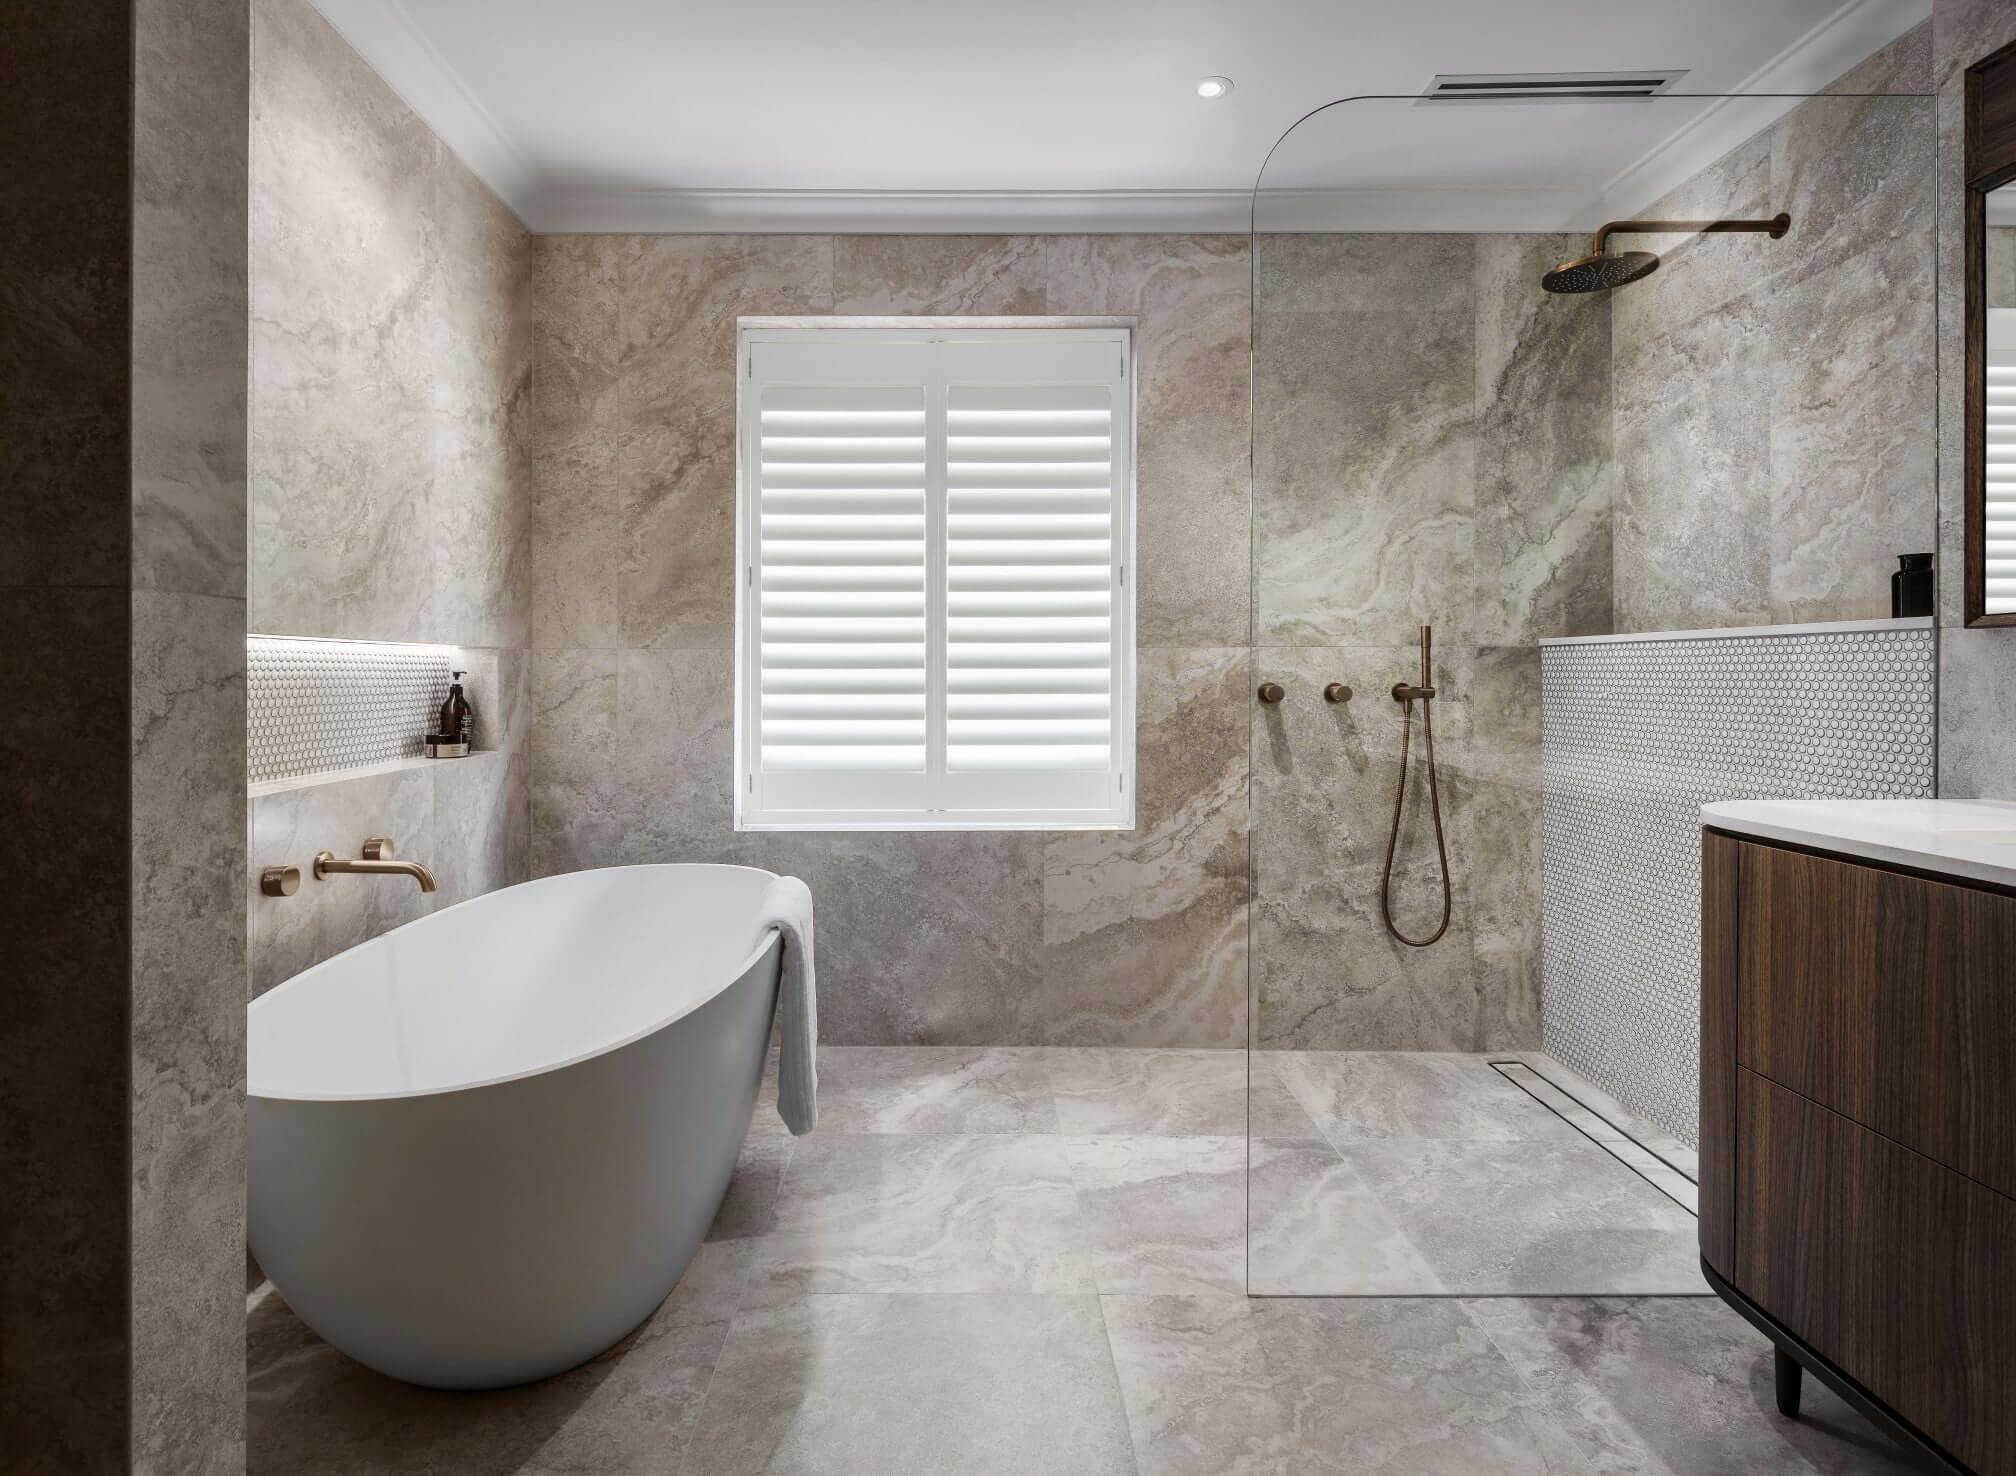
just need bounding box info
[1251,1049,1706,1295]
[744,1133,1096,1302]
[808,1046,1061,1135]
[1066,1135,1248,1295]
[246,1240,750,1476]
[248,1046,1916,1475]
[1050,1047,1249,1135]
[1268,1050,1583,1144]
[1104,1294,1922,1476]
[678,1293,1138,1476]
[1341,1133,1707,1294]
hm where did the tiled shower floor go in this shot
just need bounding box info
[247,1048,1919,1474]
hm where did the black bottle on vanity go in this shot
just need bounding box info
[1891,553,1934,618]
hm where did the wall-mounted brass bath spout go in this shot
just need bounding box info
[314,837,437,893]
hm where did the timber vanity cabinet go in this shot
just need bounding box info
[1699,800,2016,1475]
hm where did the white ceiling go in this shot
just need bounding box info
[313,0,1929,232]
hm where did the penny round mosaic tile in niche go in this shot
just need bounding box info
[248,637,455,785]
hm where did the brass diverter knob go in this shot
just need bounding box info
[1257,682,1285,704]
[1324,682,1352,703]
[260,865,300,898]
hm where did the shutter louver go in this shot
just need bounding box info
[740,327,1132,829]
[1988,310,2016,615]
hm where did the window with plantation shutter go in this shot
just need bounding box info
[1988,309,2016,615]
[736,323,1134,830]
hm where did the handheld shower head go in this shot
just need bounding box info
[1541,212,1790,294]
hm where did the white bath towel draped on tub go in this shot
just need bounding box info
[755,874,817,1134]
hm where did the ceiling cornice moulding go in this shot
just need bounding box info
[1598,0,1929,218]
[528,188,1257,235]
[311,0,544,226]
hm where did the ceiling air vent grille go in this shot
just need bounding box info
[1419,70,1688,103]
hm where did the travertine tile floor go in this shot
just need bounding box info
[248,1048,1921,1475]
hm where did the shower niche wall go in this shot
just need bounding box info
[1243,68,1939,1295]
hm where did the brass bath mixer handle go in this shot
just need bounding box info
[314,837,438,893]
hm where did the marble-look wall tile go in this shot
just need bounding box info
[1474,235,1613,643]
[1026,647,1250,1048]
[1767,233,1937,623]
[431,157,533,651]
[1250,647,1492,1051]
[1937,0,2016,792]
[1827,19,1933,96]
[251,0,531,648]
[1047,237,1252,647]
[619,235,834,652]
[248,764,436,998]
[132,0,250,600]
[1610,84,1936,634]
[1612,292,1773,633]
[1254,235,1477,647]
[250,0,435,641]
[832,234,1045,315]
[128,589,247,1470]
[531,235,623,650]
[529,648,620,878]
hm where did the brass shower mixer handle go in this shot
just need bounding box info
[1323,682,1351,703]
[1257,682,1285,704]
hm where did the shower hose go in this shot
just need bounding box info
[1380,690,1452,948]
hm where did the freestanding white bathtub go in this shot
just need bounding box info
[248,863,785,1390]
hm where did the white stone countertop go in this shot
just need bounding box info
[1701,798,2016,890]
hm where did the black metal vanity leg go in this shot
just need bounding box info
[1775,1347,1804,1418]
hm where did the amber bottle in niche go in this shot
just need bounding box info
[427,671,474,758]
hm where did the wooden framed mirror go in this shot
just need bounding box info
[1966,40,2016,626]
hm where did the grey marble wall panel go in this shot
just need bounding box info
[832,235,1046,315]
[1048,236,1252,647]
[250,0,531,650]
[128,0,252,1465]
[1474,235,1614,644]
[528,234,1255,1045]
[128,589,247,1470]
[1253,235,1478,648]
[1937,0,2016,795]
[1028,647,1250,1047]
[620,236,834,653]
[1610,78,1936,633]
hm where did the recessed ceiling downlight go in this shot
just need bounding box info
[1195,76,1233,99]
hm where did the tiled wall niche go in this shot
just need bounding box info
[248,636,455,785]
[1539,621,1937,1146]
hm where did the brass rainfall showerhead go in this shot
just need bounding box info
[1541,211,1791,293]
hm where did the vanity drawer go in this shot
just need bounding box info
[1734,1070,2016,1475]
[1735,839,2016,1200]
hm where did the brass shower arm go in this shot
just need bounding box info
[1589,212,1791,256]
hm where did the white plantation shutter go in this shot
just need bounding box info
[738,326,1133,829]
[1988,310,2016,615]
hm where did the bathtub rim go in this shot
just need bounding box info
[248,862,786,1106]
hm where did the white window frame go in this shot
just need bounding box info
[734,318,1136,832]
